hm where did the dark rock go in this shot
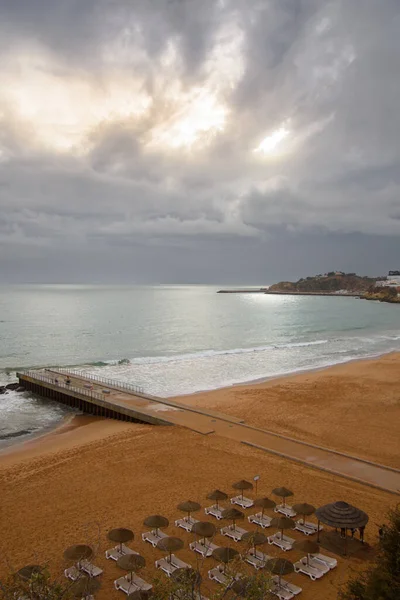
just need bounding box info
[0,386,7,395]
[5,382,19,391]
[16,386,26,392]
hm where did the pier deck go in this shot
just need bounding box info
[18,369,400,496]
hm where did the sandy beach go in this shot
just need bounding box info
[1,353,399,600]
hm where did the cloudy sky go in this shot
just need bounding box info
[0,0,399,283]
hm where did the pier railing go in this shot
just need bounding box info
[22,370,108,402]
[56,368,144,395]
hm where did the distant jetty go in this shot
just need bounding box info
[217,288,361,297]
[217,288,267,294]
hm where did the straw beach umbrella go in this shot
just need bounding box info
[241,531,268,559]
[177,501,201,520]
[107,528,134,552]
[270,516,295,540]
[231,577,252,597]
[63,545,93,566]
[293,503,315,525]
[16,566,42,581]
[294,539,320,566]
[143,515,169,535]
[207,489,228,510]
[68,576,101,599]
[221,507,244,529]
[157,537,184,562]
[232,480,253,500]
[265,558,294,586]
[117,554,146,580]
[192,521,216,545]
[254,497,276,517]
[272,487,293,507]
[212,547,239,572]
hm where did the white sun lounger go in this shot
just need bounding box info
[80,560,103,578]
[270,582,294,600]
[245,548,271,570]
[267,533,295,551]
[204,505,224,520]
[220,524,248,542]
[142,529,168,548]
[310,552,338,569]
[106,544,138,561]
[230,495,254,509]
[208,565,241,586]
[248,513,272,528]
[175,516,199,532]
[64,566,80,581]
[294,559,325,580]
[274,504,296,518]
[294,520,323,536]
[189,540,219,558]
[272,576,302,596]
[155,554,191,577]
[114,573,153,594]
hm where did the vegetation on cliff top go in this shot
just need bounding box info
[269,272,378,293]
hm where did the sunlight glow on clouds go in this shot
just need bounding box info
[254,126,290,156]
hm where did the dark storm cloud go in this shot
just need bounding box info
[0,0,399,282]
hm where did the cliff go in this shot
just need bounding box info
[268,272,378,294]
[363,286,400,303]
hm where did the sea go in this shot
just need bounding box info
[1,284,399,448]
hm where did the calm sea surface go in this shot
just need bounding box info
[1,284,399,446]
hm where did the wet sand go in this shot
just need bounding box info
[1,353,399,600]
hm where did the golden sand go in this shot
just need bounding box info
[1,353,400,600]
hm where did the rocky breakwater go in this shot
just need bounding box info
[0,382,25,395]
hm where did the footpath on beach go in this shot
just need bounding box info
[21,368,400,497]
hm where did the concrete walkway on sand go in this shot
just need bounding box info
[48,369,400,496]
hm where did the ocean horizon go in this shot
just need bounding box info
[1,284,399,447]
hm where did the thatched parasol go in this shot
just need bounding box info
[117,554,146,574]
[271,516,295,540]
[68,576,101,598]
[212,547,239,572]
[108,528,134,552]
[126,591,153,600]
[315,500,369,552]
[177,501,201,520]
[232,480,253,500]
[254,497,276,516]
[241,531,268,559]
[221,507,244,529]
[207,490,228,510]
[265,558,294,586]
[63,545,93,563]
[191,521,216,545]
[143,515,169,535]
[272,487,293,507]
[231,577,252,597]
[293,503,315,525]
[16,565,42,581]
[294,539,320,566]
[157,536,184,562]
[171,567,202,587]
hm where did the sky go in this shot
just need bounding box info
[0,0,399,284]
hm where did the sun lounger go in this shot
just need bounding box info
[220,524,248,542]
[310,552,337,570]
[294,559,324,580]
[208,565,241,586]
[272,576,302,596]
[270,582,294,600]
[230,495,254,509]
[245,548,271,570]
[274,504,296,518]
[155,554,191,577]
[175,516,199,532]
[142,529,168,548]
[294,520,323,536]
[189,540,219,558]
[80,560,103,578]
[267,532,295,551]
[64,566,80,581]
[106,544,138,561]
[248,512,272,528]
[114,573,153,594]
[204,505,224,520]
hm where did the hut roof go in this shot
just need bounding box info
[315,501,369,529]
